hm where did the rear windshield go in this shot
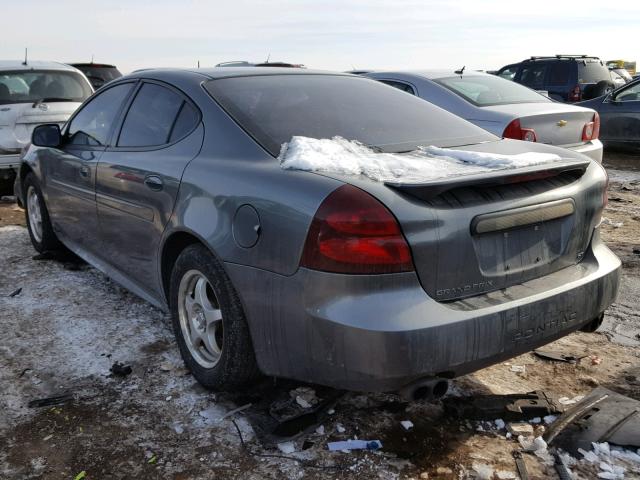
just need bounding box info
[435,75,549,106]
[0,70,92,105]
[75,66,122,82]
[578,61,611,83]
[204,74,495,156]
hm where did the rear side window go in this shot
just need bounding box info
[67,83,133,146]
[519,63,547,89]
[548,62,571,85]
[379,80,416,95]
[118,83,198,147]
[497,64,519,80]
[578,61,611,83]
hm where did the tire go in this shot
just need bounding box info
[583,80,615,100]
[169,244,260,390]
[23,173,62,253]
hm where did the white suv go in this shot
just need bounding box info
[0,60,93,194]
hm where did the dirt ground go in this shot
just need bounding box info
[1,151,639,479]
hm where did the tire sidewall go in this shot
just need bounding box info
[169,244,259,390]
[23,173,58,253]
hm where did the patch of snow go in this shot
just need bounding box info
[278,136,561,183]
[277,441,296,454]
[400,420,414,431]
[471,462,494,480]
[494,419,506,430]
[543,415,557,424]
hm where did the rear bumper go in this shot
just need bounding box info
[225,231,620,392]
[0,153,20,170]
[567,140,603,163]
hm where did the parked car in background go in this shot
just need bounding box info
[607,60,636,76]
[215,61,305,68]
[497,55,615,103]
[69,62,122,90]
[364,70,603,162]
[14,68,619,395]
[0,60,93,194]
[610,68,633,84]
[609,70,627,89]
[578,78,640,151]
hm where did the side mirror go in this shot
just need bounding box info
[32,124,62,148]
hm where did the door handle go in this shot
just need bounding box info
[144,175,164,191]
[79,166,90,178]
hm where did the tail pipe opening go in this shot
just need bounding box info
[399,378,450,402]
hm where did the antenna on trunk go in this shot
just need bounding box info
[197,60,200,68]
[266,53,271,63]
[23,48,28,66]
[454,65,465,75]
[91,54,94,63]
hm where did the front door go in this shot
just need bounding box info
[44,82,135,254]
[95,81,202,298]
[600,82,640,146]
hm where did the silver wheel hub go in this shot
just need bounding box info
[27,186,43,243]
[178,270,224,369]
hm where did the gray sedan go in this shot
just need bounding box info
[16,68,620,397]
[364,70,603,162]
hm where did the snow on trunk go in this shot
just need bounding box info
[278,136,562,183]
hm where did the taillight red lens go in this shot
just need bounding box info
[569,85,581,102]
[582,113,601,141]
[301,184,414,273]
[503,119,537,142]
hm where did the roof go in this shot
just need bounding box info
[0,60,81,72]
[366,69,493,80]
[128,67,351,81]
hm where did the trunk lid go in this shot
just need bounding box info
[322,139,606,302]
[484,103,596,147]
[0,102,80,150]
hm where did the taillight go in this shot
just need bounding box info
[569,85,581,102]
[503,119,537,142]
[582,112,601,141]
[301,184,414,274]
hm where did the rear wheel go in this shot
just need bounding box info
[170,244,260,390]
[23,173,62,253]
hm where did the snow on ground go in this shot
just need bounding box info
[278,136,561,183]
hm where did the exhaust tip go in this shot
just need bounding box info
[399,378,450,402]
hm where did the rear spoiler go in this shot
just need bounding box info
[384,159,591,200]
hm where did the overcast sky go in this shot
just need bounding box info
[2,0,639,73]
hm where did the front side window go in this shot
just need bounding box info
[519,63,548,90]
[118,83,197,147]
[497,65,518,80]
[0,70,92,105]
[435,75,549,106]
[67,83,133,146]
[205,74,495,156]
[615,82,640,102]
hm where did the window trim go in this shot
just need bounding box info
[108,79,202,152]
[61,80,138,151]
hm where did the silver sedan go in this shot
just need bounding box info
[364,70,603,162]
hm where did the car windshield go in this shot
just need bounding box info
[434,75,549,106]
[0,70,92,105]
[205,74,495,156]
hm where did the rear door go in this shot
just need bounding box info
[95,80,203,297]
[44,82,134,253]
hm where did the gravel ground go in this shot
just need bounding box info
[0,150,639,479]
